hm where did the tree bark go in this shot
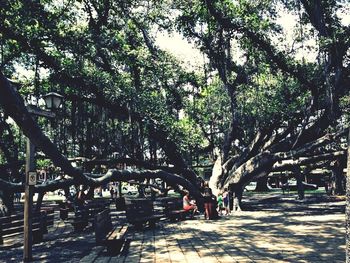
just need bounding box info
[0,191,11,216]
[330,159,345,195]
[35,192,44,212]
[224,129,347,190]
[229,183,243,210]
[0,168,203,201]
[293,167,305,200]
[254,176,269,192]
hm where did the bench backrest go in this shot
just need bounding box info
[115,197,126,211]
[74,205,89,220]
[164,198,183,214]
[74,200,109,221]
[0,212,46,245]
[87,203,107,218]
[94,209,112,244]
[40,207,55,227]
[125,198,154,220]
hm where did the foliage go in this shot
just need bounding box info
[0,0,212,167]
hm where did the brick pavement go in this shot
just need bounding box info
[0,194,345,262]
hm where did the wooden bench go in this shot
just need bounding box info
[71,200,109,232]
[125,198,163,229]
[57,201,72,220]
[94,209,128,255]
[0,212,47,245]
[86,200,109,223]
[163,198,189,221]
[115,197,126,211]
[71,203,89,232]
[40,207,55,233]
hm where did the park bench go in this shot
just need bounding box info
[38,207,55,233]
[163,198,189,221]
[71,204,89,232]
[57,201,73,220]
[71,199,110,232]
[125,198,163,229]
[94,208,128,255]
[115,197,126,211]
[87,200,110,220]
[59,206,70,220]
[0,211,48,245]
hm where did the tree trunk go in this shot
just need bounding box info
[330,159,345,195]
[293,167,305,200]
[329,173,337,196]
[0,118,19,215]
[254,176,269,192]
[335,171,345,195]
[209,156,222,196]
[0,190,11,216]
[86,186,94,200]
[229,183,243,211]
[0,171,14,215]
[35,192,44,212]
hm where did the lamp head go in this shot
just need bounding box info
[42,92,63,110]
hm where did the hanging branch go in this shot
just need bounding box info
[203,0,319,100]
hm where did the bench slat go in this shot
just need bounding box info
[107,225,128,240]
[125,198,162,227]
[2,222,41,236]
[1,212,48,245]
[94,209,128,255]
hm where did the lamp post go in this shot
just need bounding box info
[42,92,64,111]
[23,92,63,262]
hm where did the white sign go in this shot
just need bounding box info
[28,172,37,185]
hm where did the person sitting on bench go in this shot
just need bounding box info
[183,191,197,217]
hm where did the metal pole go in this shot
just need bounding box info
[22,97,59,261]
[24,137,35,262]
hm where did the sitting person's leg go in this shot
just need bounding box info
[183,204,194,211]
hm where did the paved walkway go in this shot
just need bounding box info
[0,194,345,262]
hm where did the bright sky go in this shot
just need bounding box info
[156,31,205,69]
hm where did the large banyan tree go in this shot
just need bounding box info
[0,0,349,213]
[172,0,350,200]
[0,0,205,213]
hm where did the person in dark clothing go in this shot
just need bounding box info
[203,187,219,220]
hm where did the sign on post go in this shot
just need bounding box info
[28,172,37,185]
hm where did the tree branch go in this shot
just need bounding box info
[0,169,203,199]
